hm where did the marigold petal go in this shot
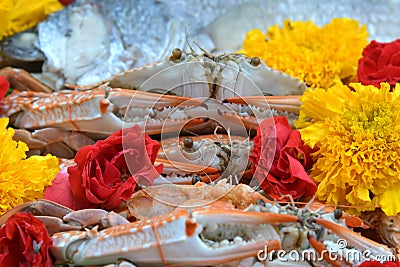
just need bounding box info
[379,183,400,216]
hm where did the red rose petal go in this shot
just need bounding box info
[0,76,9,101]
[358,39,400,87]
[252,116,316,200]
[362,40,383,59]
[377,42,400,68]
[358,261,400,267]
[386,66,400,84]
[44,167,77,210]
[104,177,137,209]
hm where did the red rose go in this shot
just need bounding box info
[250,116,317,200]
[66,125,163,210]
[358,261,400,267]
[0,76,9,101]
[358,39,400,87]
[0,213,53,267]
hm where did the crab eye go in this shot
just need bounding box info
[250,57,261,66]
[334,209,343,220]
[183,137,193,148]
[192,175,202,185]
[171,48,182,61]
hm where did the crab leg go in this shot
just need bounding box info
[307,233,343,267]
[0,200,75,234]
[313,218,393,256]
[219,111,260,129]
[222,95,302,129]
[0,67,53,93]
[145,118,206,136]
[224,95,302,114]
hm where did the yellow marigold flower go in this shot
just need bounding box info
[295,83,400,215]
[0,118,60,214]
[240,18,369,89]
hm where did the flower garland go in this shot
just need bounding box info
[0,118,60,214]
[240,18,369,89]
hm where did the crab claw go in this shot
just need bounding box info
[218,111,260,130]
[3,86,206,136]
[50,208,296,266]
[222,95,302,129]
[154,158,221,185]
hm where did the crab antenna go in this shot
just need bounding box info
[192,40,212,57]
[298,194,317,217]
[184,30,196,55]
[205,172,215,185]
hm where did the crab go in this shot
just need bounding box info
[0,181,395,267]
[63,48,307,133]
[47,201,395,267]
[0,46,306,137]
[155,133,253,185]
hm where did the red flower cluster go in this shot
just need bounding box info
[250,116,316,200]
[358,39,400,87]
[45,125,163,210]
[0,213,53,267]
[0,76,9,101]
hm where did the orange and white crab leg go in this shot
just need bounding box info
[154,158,221,185]
[313,217,394,256]
[222,95,302,129]
[307,233,344,267]
[224,95,302,114]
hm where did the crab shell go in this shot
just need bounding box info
[104,50,307,100]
